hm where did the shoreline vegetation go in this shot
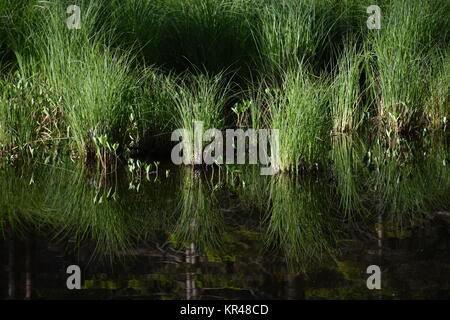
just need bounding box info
[0,0,449,278]
[0,0,448,172]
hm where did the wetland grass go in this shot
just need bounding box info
[267,66,331,172]
[367,0,450,136]
[0,0,448,175]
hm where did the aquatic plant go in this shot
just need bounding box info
[264,175,337,270]
[367,0,450,135]
[268,66,331,172]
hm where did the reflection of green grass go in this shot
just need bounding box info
[7,141,444,256]
[0,159,179,259]
[264,175,337,271]
[366,136,450,230]
[254,0,334,73]
[172,168,225,250]
[328,131,450,230]
[109,0,258,75]
[331,135,366,219]
[1,133,448,280]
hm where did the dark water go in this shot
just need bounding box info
[1,136,449,299]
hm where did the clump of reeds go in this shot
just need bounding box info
[425,52,450,131]
[170,73,230,165]
[0,1,134,158]
[368,0,449,135]
[331,42,367,134]
[109,0,257,75]
[0,72,63,155]
[172,167,224,250]
[267,66,331,172]
[253,0,335,74]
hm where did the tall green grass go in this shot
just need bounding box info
[129,68,177,149]
[172,168,224,250]
[171,73,229,132]
[368,0,450,135]
[0,69,68,159]
[0,1,8,64]
[0,1,134,157]
[254,0,334,73]
[331,43,366,134]
[425,52,450,131]
[0,0,448,173]
[108,0,257,76]
[267,66,331,172]
[170,73,230,164]
[0,0,28,67]
[331,135,366,219]
[27,1,134,155]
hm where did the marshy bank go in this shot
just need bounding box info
[0,0,448,171]
[0,0,449,299]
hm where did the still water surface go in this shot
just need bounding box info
[1,137,449,299]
